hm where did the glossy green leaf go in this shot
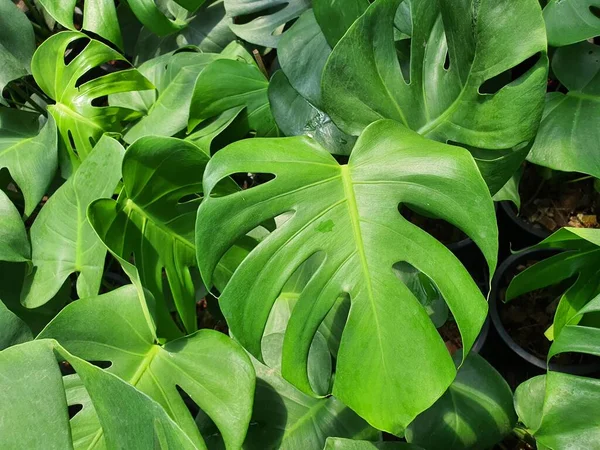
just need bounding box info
[37,0,123,48]
[0,110,58,215]
[406,351,517,450]
[543,0,600,47]
[321,0,548,150]
[88,137,207,335]
[0,298,32,350]
[313,0,369,48]
[21,135,124,308]
[186,106,246,155]
[39,285,256,449]
[189,58,278,136]
[268,71,355,156]
[134,0,236,63]
[128,0,205,36]
[224,0,311,48]
[196,120,497,433]
[0,0,35,95]
[0,190,30,262]
[506,227,600,340]
[527,41,600,178]
[324,438,423,450]
[31,32,153,165]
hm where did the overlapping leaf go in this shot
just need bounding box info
[127,0,206,36]
[39,285,255,449]
[21,135,124,308]
[527,41,600,178]
[196,120,497,433]
[543,0,600,47]
[31,32,153,166]
[0,190,30,263]
[0,298,32,350]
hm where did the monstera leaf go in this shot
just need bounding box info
[312,0,369,48]
[0,0,35,97]
[196,120,497,433]
[324,439,423,450]
[0,190,30,263]
[89,136,214,335]
[224,0,311,48]
[189,58,278,137]
[0,339,203,449]
[527,41,600,178]
[21,136,124,308]
[134,0,236,63]
[0,298,32,350]
[0,109,57,215]
[31,32,153,166]
[506,228,600,341]
[543,0,600,47]
[37,0,122,48]
[406,351,517,450]
[127,0,207,36]
[38,285,255,449]
[321,0,548,151]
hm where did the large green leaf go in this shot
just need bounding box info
[21,135,124,308]
[88,136,209,335]
[196,120,497,433]
[31,32,153,166]
[0,0,35,96]
[37,0,123,48]
[189,58,278,136]
[0,190,30,263]
[0,298,32,350]
[312,0,369,48]
[543,0,600,47]
[224,0,311,48]
[506,228,600,340]
[0,110,57,215]
[405,351,517,450]
[0,339,201,449]
[321,0,548,150]
[527,41,600,178]
[134,0,236,63]
[324,439,423,450]
[39,285,256,449]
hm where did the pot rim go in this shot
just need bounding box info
[499,201,551,240]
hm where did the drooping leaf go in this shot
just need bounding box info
[268,71,355,156]
[196,120,497,433]
[506,228,600,340]
[21,135,124,308]
[543,0,600,47]
[0,0,35,96]
[0,110,58,215]
[127,0,206,36]
[189,58,278,136]
[0,298,32,350]
[405,351,517,450]
[37,0,123,49]
[31,31,153,166]
[527,41,600,178]
[88,136,209,334]
[324,438,423,450]
[134,0,236,64]
[39,285,256,449]
[224,0,311,48]
[321,0,548,151]
[0,190,30,262]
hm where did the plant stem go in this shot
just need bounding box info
[9,85,47,116]
[21,0,48,32]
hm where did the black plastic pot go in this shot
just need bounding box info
[499,201,551,250]
[490,248,600,376]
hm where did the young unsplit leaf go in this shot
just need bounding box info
[88,136,210,334]
[21,135,124,308]
[196,120,497,433]
[224,0,311,48]
[189,58,278,137]
[405,351,517,450]
[38,285,256,449]
[543,0,600,47]
[0,190,30,263]
[31,32,153,166]
[0,110,57,215]
[37,0,123,49]
[0,0,35,97]
[527,41,600,178]
[321,0,548,150]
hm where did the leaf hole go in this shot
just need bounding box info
[479,52,542,94]
[590,5,600,19]
[176,385,200,417]
[444,50,450,70]
[400,205,468,246]
[91,95,108,107]
[209,173,276,199]
[68,404,83,418]
[64,37,90,66]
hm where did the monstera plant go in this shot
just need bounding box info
[0,0,598,448]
